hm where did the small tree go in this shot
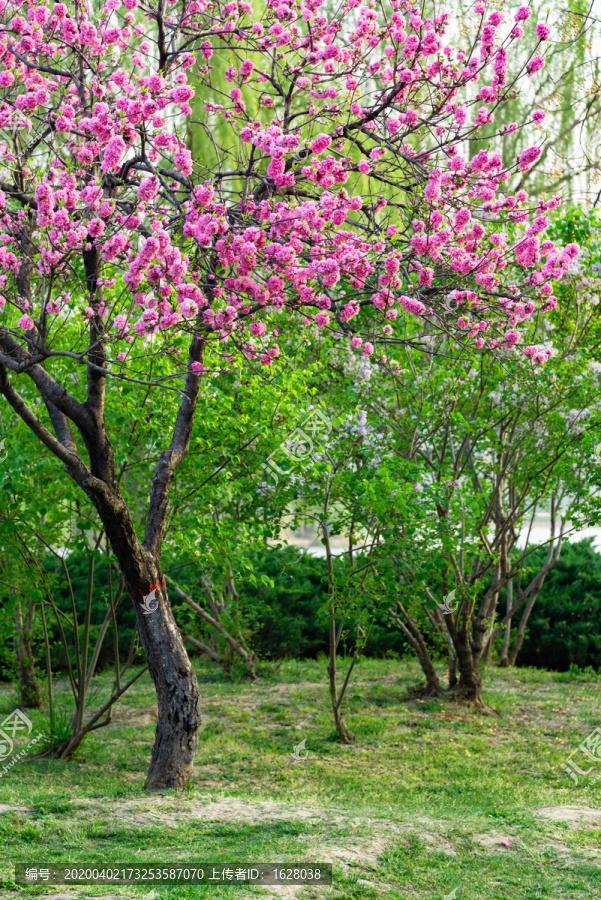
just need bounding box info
[373,334,601,704]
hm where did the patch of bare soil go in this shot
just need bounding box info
[472,832,516,850]
[110,706,158,726]
[0,803,33,814]
[536,805,601,826]
[75,796,347,829]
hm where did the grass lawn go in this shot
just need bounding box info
[0,657,600,900]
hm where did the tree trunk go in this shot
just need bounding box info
[331,699,355,744]
[13,598,42,709]
[0,308,207,790]
[390,604,444,696]
[327,613,356,744]
[448,652,457,688]
[453,636,484,706]
[504,587,541,667]
[499,579,513,667]
[125,557,201,790]
[412,641,444,696]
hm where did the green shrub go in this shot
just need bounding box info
[517,539,601,671]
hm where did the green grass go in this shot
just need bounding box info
[0,658,600,899]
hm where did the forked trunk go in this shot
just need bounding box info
[0,264,206,791]
[331,702,355,744]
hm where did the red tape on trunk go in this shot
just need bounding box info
[128,577,166,599]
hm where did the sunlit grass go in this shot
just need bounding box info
[0,658,599,898]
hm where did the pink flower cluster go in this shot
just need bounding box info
[0,0,565,366]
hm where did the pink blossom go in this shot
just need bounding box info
[518,146,541,172]
[34,6,50,24]
[174,149,193,176]
[311,133,332,155]
[504,329,521,346]
[101,135,126,173]
[0,0,567,386]
[527,55,545,76]
[170,86,195,104]
[425,169,442,201]
[137,176,161,203]
[240,59,254,80]
[88,218,105,238]
[19,314,34,330]
[454,208,472,231]
[515,6,532,21]
[113,314,129,334]
[400,295,425,316]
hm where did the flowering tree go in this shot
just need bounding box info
[0,0,576,787]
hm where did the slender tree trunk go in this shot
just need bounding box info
[321,509,355,744]
[499,579,513,667]
[327,608,356,743]
[504,587,541,667]
[448,652,457,688]
[13,598,42,709]
[390,604,444,696]
[453,634,484,706]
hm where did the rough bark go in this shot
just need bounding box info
[103,540,202,790]
[13,597,42,709]
[130,576,200,790]
[453,633,484,706]
[448,653,458,689]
